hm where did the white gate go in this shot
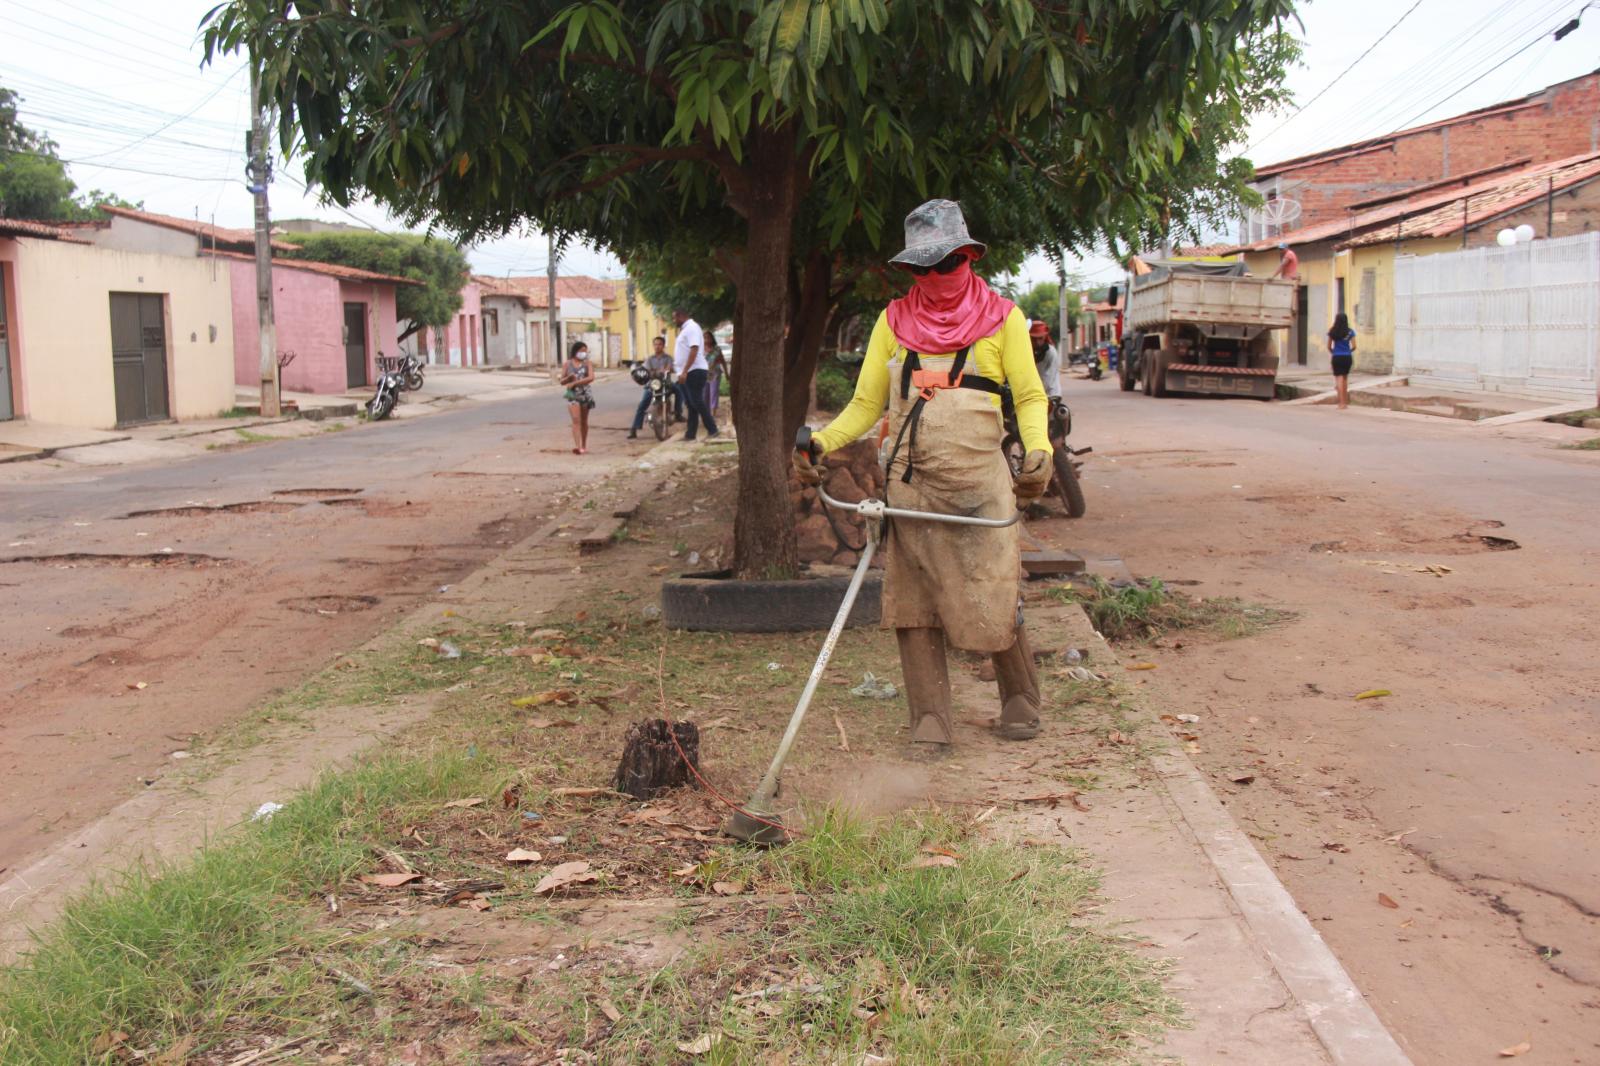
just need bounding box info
[1394,232,1600,399]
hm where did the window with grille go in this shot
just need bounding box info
[1357,269,1376,331]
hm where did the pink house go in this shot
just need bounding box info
[415,279,481,366]
[216,252,410,394]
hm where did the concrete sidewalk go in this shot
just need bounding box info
[1277,369,1595,426]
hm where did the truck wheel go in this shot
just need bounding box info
[1141,358,1153,395]
[1151,350,1172,397]
[1119,357,1136,391]
[1054,448,1087,518]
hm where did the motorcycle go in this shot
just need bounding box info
[367,353,406,421]
[1002,394,1090,518]
[629,365,677,441]
[398,352,425,392]
[1068,346,1103,381]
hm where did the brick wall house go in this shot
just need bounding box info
[1244,72,1600,240]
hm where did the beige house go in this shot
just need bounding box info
[0,220,236,430]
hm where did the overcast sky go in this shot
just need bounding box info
[5,0,1598,289]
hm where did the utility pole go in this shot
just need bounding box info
[546,232,560,366]
[625,276,639,365]
[247,66,279,417]
[1056,253,1069,351]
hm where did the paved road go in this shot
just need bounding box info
[0,375,649,870]
[1041,377,1599,1064]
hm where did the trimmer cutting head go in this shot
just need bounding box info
[723,791,788,845]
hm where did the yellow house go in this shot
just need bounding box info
[601,280,672,364]
[0,221,236,430]
[1233,152,1600,372]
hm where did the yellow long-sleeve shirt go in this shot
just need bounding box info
[814,305,1050,455]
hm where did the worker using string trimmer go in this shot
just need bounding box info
[794,199,1053,748]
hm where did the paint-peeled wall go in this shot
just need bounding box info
[229,263,397,394]
[6,238,234,428]
[229,260,342,394]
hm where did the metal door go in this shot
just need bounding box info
[110,292,169,425]
[343,303,367,388]
[0,263,13,421]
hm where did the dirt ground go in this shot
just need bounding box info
[1039,377,1600,1065]
[0,377,656,874]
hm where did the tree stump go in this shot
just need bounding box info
[612,719,701,800]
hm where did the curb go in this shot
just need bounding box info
[1087,612,1414,1066]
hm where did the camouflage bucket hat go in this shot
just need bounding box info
[888,198,987,267]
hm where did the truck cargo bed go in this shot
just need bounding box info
[1127,274,1294,332]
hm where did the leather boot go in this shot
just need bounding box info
[991,625,1042,740]
[896,627,954,746]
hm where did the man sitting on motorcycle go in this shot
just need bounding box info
[628,335,677,440]
[1029,320,1062,400]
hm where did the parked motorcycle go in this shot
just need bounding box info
[399,352,425,392]
[1002,394,1090,518]
[630,364,677,441]
[1067,347,1103,381]
[368,353,405,421]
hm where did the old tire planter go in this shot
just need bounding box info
[661,569,882,632]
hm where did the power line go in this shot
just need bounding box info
[1249,0,1428,151]
[1382,4,1585,134]
[73,65,246,164]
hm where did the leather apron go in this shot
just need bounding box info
[880,346,1020,652]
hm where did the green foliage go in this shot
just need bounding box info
[0,82,140,220]
[629,241,736,329]
[281,232,468,339]
[814,364,853,411]
[1054,577,1292,642]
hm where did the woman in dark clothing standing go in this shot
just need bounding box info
[1328,313,1356,410]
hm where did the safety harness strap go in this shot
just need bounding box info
[889,347,1014,485]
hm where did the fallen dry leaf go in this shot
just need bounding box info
[919,844,962,860]
[128,681,148,691]
[1354,688,1392,701]
[597,996,623,1023]
[669,863,699,879]
[1377,892,1400,909]
[361,872,422,888]
[443,797,484,810]
[534,860,598,895]
[907,854,959,869]
[1107,729,1130,745]
[1498,1041,1531,1057]
[1126,662,1157,671]
[152,1034,197,1066]
[1228,771,1257,785]
[1016,791,1090,811]
[1384,827,1419,844]
[505,848,542,863]
[463,895,492,912]
[527,717,578,729]
[91,1031,129,1054]
[551,786,607,798]
[512,690,579,708]
[710,881,743,895]
[677,1033,722,1055]
[973,805,998,824]
[1322,841,1351,854]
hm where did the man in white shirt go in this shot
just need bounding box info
[672,308,719,441]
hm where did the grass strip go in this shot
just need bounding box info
[0,749,504,1062]
[1053,576,1293,643]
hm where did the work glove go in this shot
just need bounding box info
[793,427,824,486]
[1013,449,1052,506]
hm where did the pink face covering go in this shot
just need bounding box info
[885,260,1015,354]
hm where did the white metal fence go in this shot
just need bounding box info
[1394,232,1600,399]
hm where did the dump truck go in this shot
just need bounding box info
[1119,262,1295,400]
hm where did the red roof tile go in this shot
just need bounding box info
[486,275,619,307]
[0,218,84,241]
[95,205,300,252]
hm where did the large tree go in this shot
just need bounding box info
[205,0,1295,577]
[281,231,470,343]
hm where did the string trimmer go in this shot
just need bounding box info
[724,444,1021,844]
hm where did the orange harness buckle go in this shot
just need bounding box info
[910,367,964,401]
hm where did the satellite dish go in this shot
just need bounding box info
[1247,197,1303,236]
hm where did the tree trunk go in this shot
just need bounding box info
[730,128,801,579]
[781,251,834,444]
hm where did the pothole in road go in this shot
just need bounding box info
[1308,530,1521,554]
[280,594,381,615]
[1469,534,1521,551]
[1248,493,1346,504]
[123,501,301,519]
[1,552,232,569]
[274,487,364,498]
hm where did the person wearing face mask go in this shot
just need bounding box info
[793,199,1052,749]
